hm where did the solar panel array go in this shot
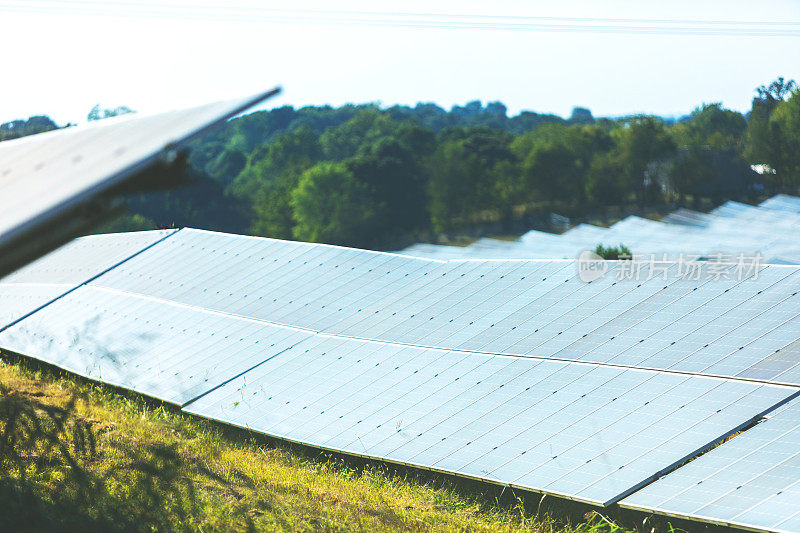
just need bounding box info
[82,229,800,386]
[400,195,800,264]
[1,228,800,529]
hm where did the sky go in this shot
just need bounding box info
[1,0,799,125]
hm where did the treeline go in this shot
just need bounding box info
[0,115,58,141]
[4,78,800,248]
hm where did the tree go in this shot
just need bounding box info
[668,104,750,200]
[347,135,429,237]
[290,162,375,245]
[673,103,746,152]
[426,127,516,232]
[205,149,247,186]
[568,107,594,125]
[0,115,58,141]
[522,140,584,203]
[232,126,324,239]
[319,110,395,160]
[514,124,612,206]
[612,116,675,203]
[744,77,797,175]
[764,90,800,187]
[87,105,135,121]
[594,244,632,260]
[585,152,627,206]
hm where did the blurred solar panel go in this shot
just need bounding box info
[622,396,800,531]
[0,88,278,277]
[397,195,800,264]
[0,229,175,328]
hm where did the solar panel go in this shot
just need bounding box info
[184,333,795,506]
[0,285,312,405]
[0,88,278,277]
[0,229,175,329]
[398,195,800,264]
[622,396,800,531]
[76,229,800,385]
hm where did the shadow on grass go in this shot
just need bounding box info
[0,381,248,533]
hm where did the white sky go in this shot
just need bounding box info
[1,0,799,125]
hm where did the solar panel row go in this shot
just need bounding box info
[399,194,800,265]
[0,228,798,527]
[86,229,800,386]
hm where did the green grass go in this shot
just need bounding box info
[0,354,646,533]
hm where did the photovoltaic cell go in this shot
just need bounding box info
[622,396,800,532]
[83,229,800,385]
[0,229,175,328]
[0,229,174,285]
[0,284,74,331]
[0,285,313,405]
[185,333,795,506]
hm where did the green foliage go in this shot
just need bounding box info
[745,85,800,190]
[87,104,135,121]
[0,116,58,141]
[743,77,798,188]
[673,103,746,152]
[320,110,397,160]
[10,81,800,248]
[239,126,325,239]
[585,152,628,206]
[594,244,632,260]
[515,124,613,206]
[612,116,676,202]
[205,149,247,186]
[668,103,753,199]
[757,88,800,188]
[427,128,516,232]
[290,162,375,245]
[92,214,156,234]
[348,135,429,237]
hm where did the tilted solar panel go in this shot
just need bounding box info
[0,285,313,405]
[183,334,795,506]
[0,89,278,277]
[84,228,800,385]
[0,229,175,329]
[398,195,800,264]
[622,396,800,532]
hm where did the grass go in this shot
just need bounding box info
[0,353,663,533]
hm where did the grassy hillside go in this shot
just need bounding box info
[0,353,639,533]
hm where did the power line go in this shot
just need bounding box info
[3,1,800,36]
